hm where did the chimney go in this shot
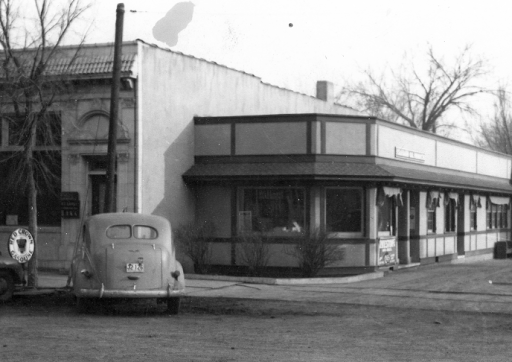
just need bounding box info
[316,80,334,103]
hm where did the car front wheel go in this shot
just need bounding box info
[0,271,15,302]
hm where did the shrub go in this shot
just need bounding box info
[287,229,345,277]
[237,232,270,276]
[174,221,215,274]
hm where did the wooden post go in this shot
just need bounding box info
[105,3,124,213]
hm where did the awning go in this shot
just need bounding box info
[471,194,482,208]
[183,161,512,194]
[427,190,441,208]
[377,186,403,206]
[445,192,459,206]
[383,186,402,198]
[489,196,510,205]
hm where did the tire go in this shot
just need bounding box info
[167,297,180,315]
[0,271,15,302]
[76,297,95,313]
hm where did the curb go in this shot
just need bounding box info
[185,271,385,285]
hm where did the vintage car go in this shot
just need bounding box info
[72,213,185,313]
[0,252,24,302]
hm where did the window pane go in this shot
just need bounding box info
[241,188,304,235]
[427,210,435,232]
[326,188,362,233]
[0,152,61,226]
[106,225,131,239]
[377,196,391,232]
[134,225,158,239]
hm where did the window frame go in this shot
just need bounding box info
[470,200,477,231]
[427,200,437,234]
[444,198,457,233]
[325,186,364,238]
[237,186,306,237]
[377,193,397,237]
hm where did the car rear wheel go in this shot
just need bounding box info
[167,297,180,315]
[0,271,15,302]
[76,297,97,313]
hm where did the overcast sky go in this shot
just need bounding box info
[83,0,512,99]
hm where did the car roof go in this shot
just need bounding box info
[86,213,171,231]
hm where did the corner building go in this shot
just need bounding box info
[185,114,512,274]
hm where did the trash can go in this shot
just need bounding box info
[495,241,509,259]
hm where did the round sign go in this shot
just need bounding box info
[8,228,35,263]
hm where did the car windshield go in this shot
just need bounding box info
[133,225,158,239]
[106,225,131,239]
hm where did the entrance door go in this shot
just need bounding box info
[90,175,116,215]
[457,195,465,256]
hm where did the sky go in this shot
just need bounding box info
[82,0,512,96]
[43,0,512,143]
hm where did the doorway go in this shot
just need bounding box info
[90,175,116,215]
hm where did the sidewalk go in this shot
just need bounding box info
[33,259,512,314]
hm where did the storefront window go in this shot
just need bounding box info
[487,197,510,229]
[470,202,477,230]
[427,203,436,233]
[325,188,363,236]
[445,198,457,233]
[239,188,305,236]
[0,152,61,226]
[497,205,508,229]
[376,187,401,236]
[378,195,393,234]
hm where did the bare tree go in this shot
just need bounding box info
[0,0,90,286]
[478,87,512,154]
[340,45,489,134]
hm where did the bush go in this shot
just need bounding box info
[174,221,215,274]
[236,232,271,276]
[287,229,345,277]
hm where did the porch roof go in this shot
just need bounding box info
[183,162,512,194]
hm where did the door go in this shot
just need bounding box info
[90,175,116,215]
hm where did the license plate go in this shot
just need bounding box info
[126,263,144,273]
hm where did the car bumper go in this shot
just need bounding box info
[75,287,185,299]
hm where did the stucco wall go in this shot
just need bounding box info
[195,186,232,238]
[325,122,366,155]
[236,122,307,155]
[378,126,436,165]
[138,42,359,227]
[377,123,512,179]
[195,124,231,156]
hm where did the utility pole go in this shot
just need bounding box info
[105,3,124,213]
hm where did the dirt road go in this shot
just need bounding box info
[1,292,512,361]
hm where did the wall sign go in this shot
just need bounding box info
[8,228,35,263]
[378,236,397,266]
[395,147,425,163]
[61,192,80,218]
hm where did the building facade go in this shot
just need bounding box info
[0,40,360,271]
[185,114,512,274]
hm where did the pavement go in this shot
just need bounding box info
[27,258,512,315]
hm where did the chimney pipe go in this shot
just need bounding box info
[316,81,334,103]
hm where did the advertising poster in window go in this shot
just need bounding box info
[378,236,397,266]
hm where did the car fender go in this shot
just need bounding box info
[171,260,185,292]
